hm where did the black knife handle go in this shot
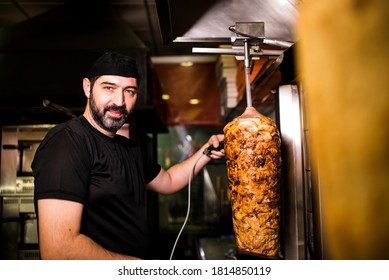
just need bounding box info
[203,141,224,157]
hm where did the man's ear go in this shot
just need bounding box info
[82,78,91,98]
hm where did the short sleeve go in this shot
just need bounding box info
[141,147,161,184]
[32,126,91,204]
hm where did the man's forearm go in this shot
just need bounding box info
[40,232,141,260]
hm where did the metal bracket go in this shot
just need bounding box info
[230,22,265,46]
[192,22,292,107]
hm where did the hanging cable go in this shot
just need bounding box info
[169,154,205,260]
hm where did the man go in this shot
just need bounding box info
[32,52,225,260]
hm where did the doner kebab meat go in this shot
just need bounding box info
[223,106,282,257]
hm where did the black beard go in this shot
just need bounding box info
[89,93,129,133]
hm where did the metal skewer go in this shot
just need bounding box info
[243,40,252,107]
[43,99,76,118]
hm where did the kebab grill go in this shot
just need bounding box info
[194,22,286,258]
[224,106,281,257]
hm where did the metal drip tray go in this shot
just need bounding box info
[197,235,237,260]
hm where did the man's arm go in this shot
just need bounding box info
[37,199,141,260]
[147,134,225,195]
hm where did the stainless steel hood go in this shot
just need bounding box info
[157,0,300,45]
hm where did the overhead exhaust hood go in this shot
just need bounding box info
[156,0,299,45]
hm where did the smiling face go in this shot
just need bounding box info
[82,75,138,137]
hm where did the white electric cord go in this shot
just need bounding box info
[169,153,205,260]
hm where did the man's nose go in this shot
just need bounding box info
[112,90,125,106]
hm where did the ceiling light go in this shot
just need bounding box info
[180,61,193,67]
[189,98,200,105]
[161,94,170,100]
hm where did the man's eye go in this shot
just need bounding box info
[125,89,137,95]
[104,86,113,91]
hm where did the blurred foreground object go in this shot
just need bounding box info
[296,0,389,259]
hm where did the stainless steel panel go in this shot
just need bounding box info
[1,126,18,187]
[1,196,20,218]
[19,197,35,213]
[277,84,306,259]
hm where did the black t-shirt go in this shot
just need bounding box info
[32,116,161,259]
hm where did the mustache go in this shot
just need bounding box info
[104,105,129,115]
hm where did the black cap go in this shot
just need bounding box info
[86,52,140,83]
